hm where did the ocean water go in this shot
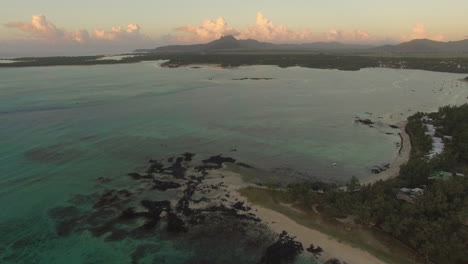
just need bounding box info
[0,62,467,263]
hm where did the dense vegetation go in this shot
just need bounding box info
[2,53,468,73]
[276,104,468,264]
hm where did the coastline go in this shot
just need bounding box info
[362,121,411,185]
[218,121,413,264]
[217,169,392,264]
[249,204,387,264]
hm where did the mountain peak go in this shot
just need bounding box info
[218,35,237,41]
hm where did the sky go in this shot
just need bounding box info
[1,0,468,56]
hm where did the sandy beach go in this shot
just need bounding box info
[211,169,388,264]
[251,205,387,264]
[213,121,413,264]
[362,121,411,185]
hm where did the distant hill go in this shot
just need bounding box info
[136,36,468,54]
[135,35,373,53]
[373,39,468,53]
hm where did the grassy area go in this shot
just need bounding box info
[239,187,424,264]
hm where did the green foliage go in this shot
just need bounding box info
[346,175,361,192]
[2,53,468,74]
[280,105,468,263]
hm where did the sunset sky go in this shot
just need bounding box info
[1,0,468,56]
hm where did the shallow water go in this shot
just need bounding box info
[0,62,466,263]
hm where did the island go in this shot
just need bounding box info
[2,36,468,74]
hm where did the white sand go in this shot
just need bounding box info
[252,205,387,264]
[362,121,411,185]
[212,169,389,264]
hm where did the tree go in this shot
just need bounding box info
[347,176,361,192]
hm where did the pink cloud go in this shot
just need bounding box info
[93,24,146,41]
[322,29,378,43]
[402,23,444,41]
[174,18,239,43]
[5,14,148,44]
[238,12,314,43]
[174,12,380,44]
[6,14,72,42]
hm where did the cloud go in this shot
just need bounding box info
[403,23,444,41]
[5,14,148,44]
[6,14,69,41]
[93,24,146,41]
[322,29,377,43]
[238,12,314,42]
[174,17,239,43]
[173,12,379,44]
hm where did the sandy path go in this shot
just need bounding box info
[362,121,411,185]
[252,204,387,264]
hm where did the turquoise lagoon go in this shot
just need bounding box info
[0,62,467,263]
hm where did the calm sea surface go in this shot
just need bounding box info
[0,62,466,263]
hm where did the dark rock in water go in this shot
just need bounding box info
[147,160,165,173]
[183,152,195,161]
[177,182,198,216]
[237,162,254,169]
[260,231,303,264]
[153,179,181,191]
[355,118,374,125]
[89,220,116,237]
[127,172,152,180]
[120,207,139,220]
[48,206,84,236]
[167,212,187,233]
[232,77,274,81]
[324,259,346,264]
[370,163,390,174]
[202,155,236,168]
[93,189,132,208]
[106,229,129,241]
[50,152,282,262]
[389,125,399,129]
[306,244,323,256]
[93,190,121,208]
[233,201,251,211]
[141,200,171,213]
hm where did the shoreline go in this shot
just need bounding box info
[218,121,413,264]
[249,203,387,264]
[217,169,391,264]
[362,120,411,185]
